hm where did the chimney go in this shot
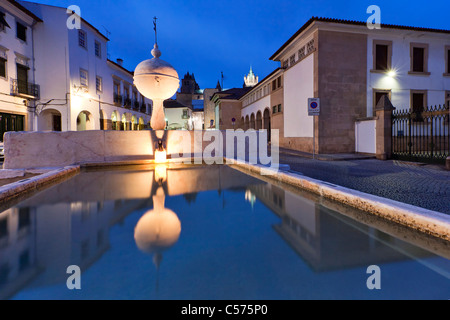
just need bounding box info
[116,58,123,66]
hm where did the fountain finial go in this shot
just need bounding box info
[151,17,161,58]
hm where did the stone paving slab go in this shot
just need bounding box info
[279,152,450,214]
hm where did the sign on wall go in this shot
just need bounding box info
[308,98,320,116]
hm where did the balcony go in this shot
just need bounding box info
[124,98,132,109]
[10,78,40,99]
[113,93,123,106]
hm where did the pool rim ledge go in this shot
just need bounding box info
[0,165,80,204]
[226,158,450,241]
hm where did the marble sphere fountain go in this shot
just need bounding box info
[134,26,179,130]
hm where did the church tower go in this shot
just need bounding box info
[180,72,200,94]
[244,67,259,88]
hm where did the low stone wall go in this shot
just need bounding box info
[3,129,275,169]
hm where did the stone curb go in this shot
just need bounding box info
[227,158,450,240]
[0,166,80,204]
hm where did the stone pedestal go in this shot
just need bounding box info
[375,96,395,160]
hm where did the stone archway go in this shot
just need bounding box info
[77,111,94,131]
[122,114,127,131]
[111,111,119,130]
[131,115,137,131]
[256,111,262,130]
[38,109,62,131]
[263,108,271,143]
[250,113,255,129]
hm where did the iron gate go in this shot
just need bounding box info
[392,104,450,163]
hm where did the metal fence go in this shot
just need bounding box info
[392,104,450,163]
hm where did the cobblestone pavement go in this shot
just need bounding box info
[280,154,450,215]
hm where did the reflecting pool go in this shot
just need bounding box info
[0,165,449,300]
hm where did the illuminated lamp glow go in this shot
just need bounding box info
[155,150,167,163]
[387,70,397,77]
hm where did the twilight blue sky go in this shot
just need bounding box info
[24,0,450,89]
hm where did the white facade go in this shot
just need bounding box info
[283,53,314,138]
[0,0,40,140]
[367,30,450,116]
[8,1,152,133]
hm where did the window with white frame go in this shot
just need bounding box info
[306,39,315,54]
[96,76,102,92]
[16,22,27,42]
[0,11,11,32]
[0,50,6,79]
[80,69,88,87]
[298,46,306,60]
[78,30,87,49]
[290,54,296,66]
[95,41,101,58]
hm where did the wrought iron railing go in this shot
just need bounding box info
[124,98,131,108]
[392,104,450,163]
[113,93,123,105]
[10,78,40,99]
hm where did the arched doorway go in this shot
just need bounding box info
[77,111,94,131]
[256,111,262,130]
[245,115,249,130]
[263,108,271,143]
[99,110,107,130]
[250,113,255,129]
[131,116,138,131]
[121,114,127,131]
[38,109,62,131]
[139,117,145,130]
[111,111,118,130]
[240,117,245,130]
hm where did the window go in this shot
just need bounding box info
[283,60,288,69]
[96,76,102,92]
[272,80,276,91]
[80,69,88,87]
[306,39,315,54]
[373,89,391,115]
[272,106,277,114]
[278,104,282,113]
[277,76,281,88]
[446,91,450,108]
[298,46,306,60]
[18,208,30,230]
[16,22,26,42]
[0,12,11,31]
[78,30,87,49]
[445,46,450,75]
[290,54,296,66]
[0,57,6,79]
[410,43,429,74]
[95,41,101,58]
[410,90,427,122]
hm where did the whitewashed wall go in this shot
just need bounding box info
[355,119,376,154]
[283,54,314,138]
[367,32,450,116]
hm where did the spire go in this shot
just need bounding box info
[216,80,222,91]
[151,17,161,58]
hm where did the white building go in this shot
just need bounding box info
[0,0,152,140]
[0,0,41,141]
[242,17,450,154]
[18,1,152,132]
